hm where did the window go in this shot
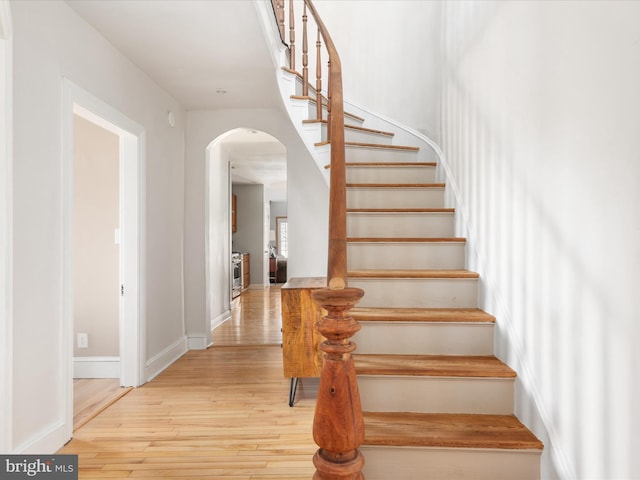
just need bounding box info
[276,216,288,258]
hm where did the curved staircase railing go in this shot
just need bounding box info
[272,1,366,478]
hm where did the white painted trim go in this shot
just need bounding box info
[145,337,187,382]
[187,335,210,351]
[13,421,67,455]
[210,310,231,331]
[73,356,120,379]
[204,144,213,350]
[62,79,147,445]
[0,0,12,454]
[204,136,235,351]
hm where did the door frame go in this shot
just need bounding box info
[0,0,13,453]
[62,80,146,438]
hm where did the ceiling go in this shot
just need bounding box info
[66,0,287,201]
[223,129,287,202]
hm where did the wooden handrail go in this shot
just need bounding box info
[303,0,347,289]
[271,1,366,478]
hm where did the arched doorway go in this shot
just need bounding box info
[205,128,287,346]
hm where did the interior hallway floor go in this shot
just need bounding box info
[60,286,318,479]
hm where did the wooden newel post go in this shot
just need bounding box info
[311,286,366,480]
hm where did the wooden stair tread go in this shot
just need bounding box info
[348,237,466,243]
[290,94,326,103]
[346,183,445,188]
[346,141,419,151]
[288,94,365,122]
[328,162,438,170]
[303,120,394,137]
[348,269,479,279]
[347,208,454,213]
[363,412,544,450]
[351,307,495,323]
[346,162,436,167]
[316,141,420,151]
[354,354,515,378]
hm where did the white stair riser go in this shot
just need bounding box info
[347,212,454,238]
[348,243,465,270]
[294,76,310,97]
[346,166,436,184]
[358,376,514,414]
[345,116,365,127]
[361,446,541,480]
[354,322,494,355]
[351,278,478,309]
[346,146,419,163]
[347,187,445,209]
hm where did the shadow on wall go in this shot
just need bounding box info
[441,1,639,479]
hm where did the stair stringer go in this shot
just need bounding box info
[275,67,330,184]
[340,99,441,165]
[274,66,445,187]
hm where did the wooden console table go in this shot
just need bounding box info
[281,277,327,406]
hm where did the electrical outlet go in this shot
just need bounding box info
[77,333,88,349]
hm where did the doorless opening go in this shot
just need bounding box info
[72,114,120,380]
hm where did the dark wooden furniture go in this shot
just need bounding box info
[269,257,276,284]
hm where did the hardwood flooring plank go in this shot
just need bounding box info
[212,287,283,346]
[59,287,317,478]
[74,378,132,431]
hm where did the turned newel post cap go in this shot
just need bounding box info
[311,287,364,307]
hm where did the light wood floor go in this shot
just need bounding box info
[212,287,284,346]
[60,286,318,479]
[73,378,132,431]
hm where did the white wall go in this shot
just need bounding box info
[185,108,328,348]
[232,184,266,286]
[310,0,442,140]
[440,1,640,478]
[270,201,287,231]
[10,0,185,452]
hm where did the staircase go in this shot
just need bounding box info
[267,1,543,478]
[343,144,543,479]
[282,74,543,479]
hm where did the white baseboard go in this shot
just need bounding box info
[145,336,187,382]
[187,335,210,350]
[210,310,231,331]
[13,420,67,454]
[73,356,120,379]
